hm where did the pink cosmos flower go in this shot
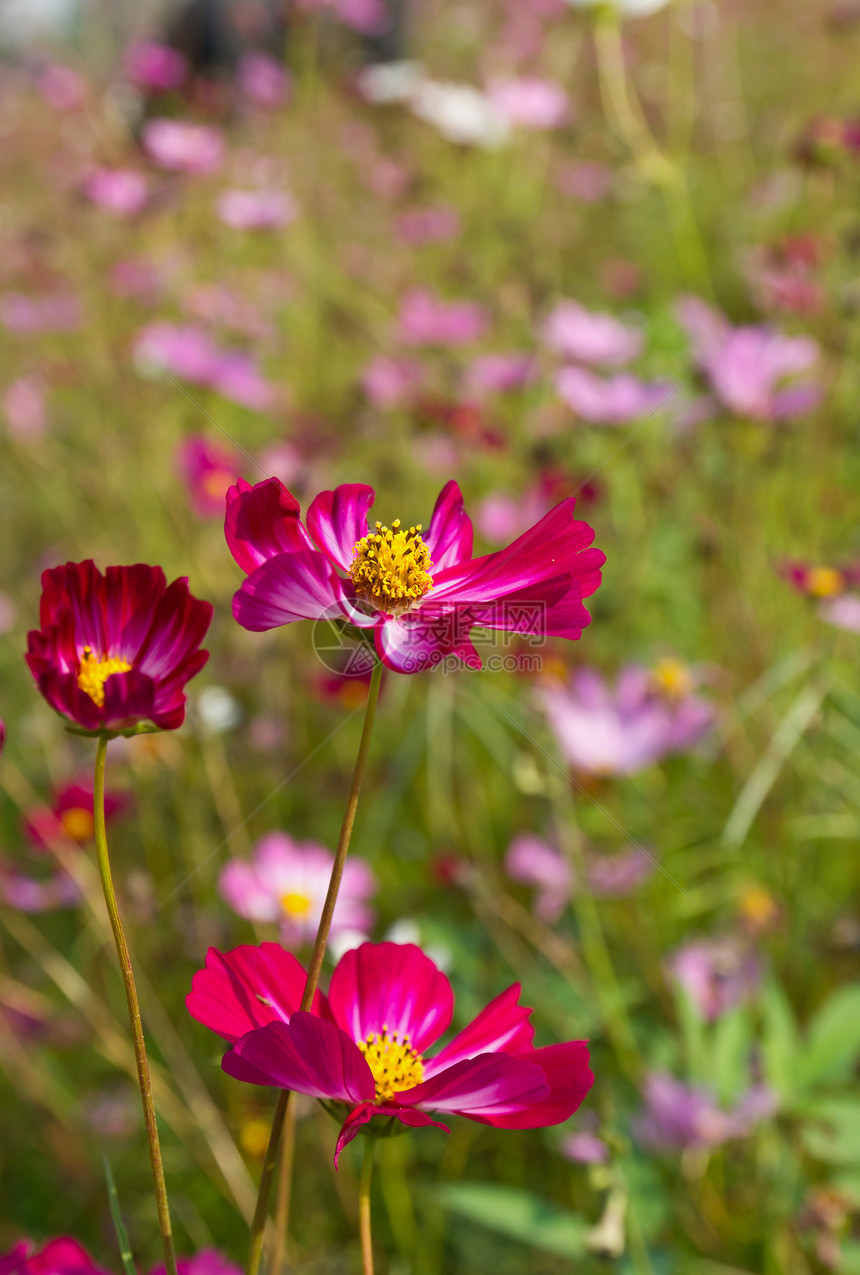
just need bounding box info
[36,66,87,112]
[587,848,654,895]
[556,161,614,202]
[1,294,81,334]
[3,377,47,440]
[677,296,820,420]
[216,189,297,231]
[487,78,571,130]
[226,478,604,673]
[396,206,461,246]
[0,869,81,913]
[540,301,643,365]
[142,119,224,175]
[23,779,129,850]
[538,665,715,776]
[466,353,535,397]
[561,1130,610,1163]
[668,937,761,1021]
[779,558,860,633]
[134,322,275,411]
[238,52,291,108]
[82,167,149,216]
[361,354,425,409]
[123,42,188,91]
[505,834,573,923]
[299,0,389,33]
[178,435,240,518]
[635,1074,777,1152]
[555,367,674,424]
[187,941,593,1164]
[820,594,860,633]
[151,1251,241,1275]
[0,1238,111,1275]
[398,290,488,347]
[26,560,213,734]
[110,258,164,304]
[220,832,375,948]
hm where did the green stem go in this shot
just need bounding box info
[246,659,384,1275]
[359,1140,376,1275]
[93,736,177,1275]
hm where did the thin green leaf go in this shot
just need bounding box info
[103,1155,137,1275]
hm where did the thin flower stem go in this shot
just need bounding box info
[246,658,384,1275]
[359,1140,376,1275]
[93,736,177,1275]
[269,1099,296,1275]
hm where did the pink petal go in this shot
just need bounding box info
[225,477,312,574]
[232,549,371,632]
[424,480,473,571]
[306,484,375,572]
[333,1101,449,1167]
[424,984,535,1077]
[398,1052,550,1117]
[186,943,323,1043]
[222,1014,375,1101]
[327,942,454,1053]
[483,1041,594,1128]
[374,614,480,674]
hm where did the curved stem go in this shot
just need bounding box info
[359,1140,376,1275]
[246,659,384,1275]
[93,736,177,1275]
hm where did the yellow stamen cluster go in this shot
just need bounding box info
[60,807,95,843]
[651,657,694,701]
[76,647,132,708]
[804,566,844,598]
[350,520,433,616]
[281,891,312,917]
[357,1029,425,1103]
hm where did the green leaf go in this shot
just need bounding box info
[761,980,802,1103]
[799,986,860,1088]
[711,1005,752,1105]
[103,1156,137,1275]
[434,1182,589,1259]
[800,1099,860,1165]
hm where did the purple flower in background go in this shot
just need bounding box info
[668,937,762,1020]
[133,322,275,411]
[635,1073,777,1152]
[82,167,149,216]
[588,848,654,896]
[487,78,571,129]
[505,835,573,923]
[561,1130,610,1163]
[398,290,488,346]
[36,66,87,112]
[1,293,81,334]
[123,41,188,91]
[677,296,820,420]
[238,53,291,108]
[556,161,614,202]
[538,664,715,776]
[3,377,47,440]
[361,354,425,409]
[299,0,389,33]
[110,258,164,304]
[0,869,81,913]
[541,300,643,365]
[466,353,535,397]
[396,205,461,246]
[555,367,673,424]
[219,832,376,950]
[142,118,224,175]
[216,188,297,230]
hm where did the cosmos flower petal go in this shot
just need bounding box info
[232,549,371,632]
[333,1102,450,1167]
[374,614,480,674]
[222,1014,375,1102]
[424,984,535,1076]
[424,480,473,570]
[225,477,312,573]
[186,943,325,1043]
[482,1041,594,1128]
[327,941,454,1052]
[306,484,376,572]
[398,1052,550,1116]
[100,668,156,729]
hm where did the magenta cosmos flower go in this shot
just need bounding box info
[226,479,604,673]
[23,778,129,850]
[188,941,593,1164]
[26,561,213,734]
[0,1239,111,1275]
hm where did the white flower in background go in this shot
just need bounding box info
[357,60,425,104]
[565,0,672,15]
[410,81,510,149]
[195,686,242,736]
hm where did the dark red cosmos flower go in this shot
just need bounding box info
[26,561,213,734]
[226,478,604,673]
[187,941,593,1165]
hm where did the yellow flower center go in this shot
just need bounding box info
[804,566,844,598]
[350,520,433,616]
[76,647,132,707]
[59,806,95,843]
[357,1029,425,1103]
[280,891,312,917]
[651,658,694,700]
